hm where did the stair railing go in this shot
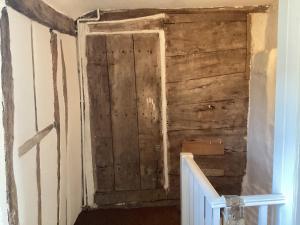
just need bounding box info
[180,153,285,225]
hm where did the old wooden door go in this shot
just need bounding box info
[86,33,163,205]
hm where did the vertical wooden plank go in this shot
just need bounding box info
[212,208,221,225]
[199,192,205,225]
[181,158,188,225]
[106,34,140,191]
[193,181,200,225]
[86,35,114,192]
[0,8,19,225]
[189,172,194,225]
[133,33,162,189]
[258,205,268,225]
[205,200,212,225]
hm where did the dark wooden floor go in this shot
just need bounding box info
[74,206,180,225]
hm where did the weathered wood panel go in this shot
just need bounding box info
[0,8,19,225]
[165,21,247,56]
[168,151,246,176]
[106,34,140,191]
[167,73,248,105]
[6,0,76,35]
[81,6,269,21]
[168,127,247,154]
[89,18,164,32]
[86,35,114,192]
[166,49,246,83]
[168,98,248,131]
[95,189,176,206]
[133,33,162,189]
[165,12,247,23]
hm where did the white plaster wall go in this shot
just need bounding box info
[8,8,39,225]
[61,34,82,225]
[242,2,278,224]
[32,21,57,225]
[7,8,82,225]
[56,34,68,225]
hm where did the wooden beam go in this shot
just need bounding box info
[0,7,19,225]
[18,123,55,157]
[80,6,269,21]
[6,0,76,35]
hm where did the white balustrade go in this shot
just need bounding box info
[180,153,285,225]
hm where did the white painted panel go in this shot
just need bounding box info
[60,34,82,225]
[32,21,57,225]
[32,21,55,128]
[39,132,57,225]
[7,8,38,225]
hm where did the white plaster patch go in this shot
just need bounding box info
[60,34,82,225]
[31,21,57,225]
[8,8,38,225]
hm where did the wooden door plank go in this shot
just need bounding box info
[133,33,162,189]
[106,34,140,191]
[86,35,114,192]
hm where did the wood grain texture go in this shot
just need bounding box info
[86,35,114,192]
[166,49,247,83]
[81,6,269,21]
[94,189,176,206]
[168,98,248,131]
[88,18,164,32]
[0,8,19,225]
[133,33,162,189]
[6,0,76,35]
[165,21,247,56]
[181,140,224,156]
[106,34,140,191]
[165,12,247,23]
[168,127,247,154]
[167,73,248,105]
[18,123,55,157]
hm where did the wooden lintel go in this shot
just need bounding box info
[79,5,270,21]
[6,0,76,35]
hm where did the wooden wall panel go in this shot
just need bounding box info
[106,34,140,191]
[133,33,162,189]
[166,49,246,83]
[165,21,247,56]
[86,35,114,192]
[167,73,248,105]
[168,98,248,131]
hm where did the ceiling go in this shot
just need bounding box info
[43,0,272,19]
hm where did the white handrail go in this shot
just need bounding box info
[180,153,286,225]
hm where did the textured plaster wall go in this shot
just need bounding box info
[242,2,278,224]
[6,7,82,225]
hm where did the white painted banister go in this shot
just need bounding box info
[180,153,286,225]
